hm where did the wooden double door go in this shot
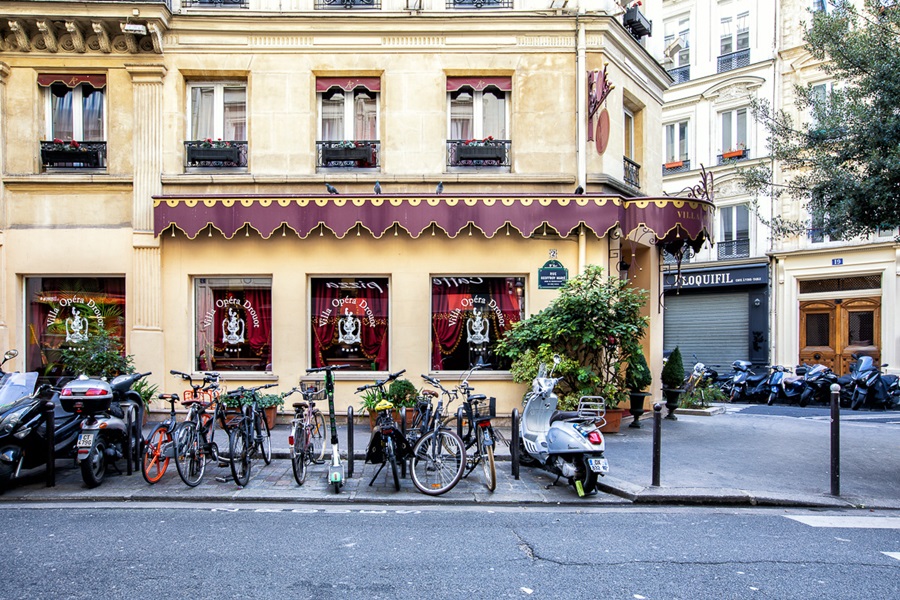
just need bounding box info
[799,297,880,375]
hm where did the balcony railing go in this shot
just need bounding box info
[448,0,513,8]
[316,0,381,8]
[717,48,750,73]
[623,7,653,39]
[717,148,750,165]
[662,159,691,175]
[668,65,690,84]
[717,238,751,260]
[624,156,641,189]
[318,141,380,168]
[447,140,510,167]
[183,0,249,7]
[40,141,106,169]
[184,141,247,168]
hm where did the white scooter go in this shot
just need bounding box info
[518,355,609,496]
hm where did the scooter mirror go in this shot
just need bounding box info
[553,355,561,365]
[3,349,17,361]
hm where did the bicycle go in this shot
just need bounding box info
[285,382,328,486]
[307,364,350,493]
[141,393,179,484]
[228,383,277,486]
[171,370,229,487]
[453,364,499,492]
[356,370,411,491]
[409,374,466,496]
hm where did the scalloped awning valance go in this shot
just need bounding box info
[37,74,106,88]
[153,194,714,249]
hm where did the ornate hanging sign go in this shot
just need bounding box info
[587,66,614,154]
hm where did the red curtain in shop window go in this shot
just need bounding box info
[431,284,470,370]
[487,279,522,336]
[311,283,339,368]
[244,288,272,356]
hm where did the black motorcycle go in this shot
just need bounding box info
[728,360,770,403]
[0,350,83,489]
[798,363,839,407]
[849,355,895,410]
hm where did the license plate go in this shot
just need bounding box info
[587,457,609,474]
[77,434,94,448]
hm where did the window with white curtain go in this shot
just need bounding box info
[720,107,748,153]
[720,3,750,55]
[665,120,689,163]
[45,83,105,141]
[720,204,750,242]
[188,83,247,142]
[319,86,378,141]
[448,85,507,140]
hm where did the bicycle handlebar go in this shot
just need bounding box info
[306,364,351,373]
[355,369,407,393]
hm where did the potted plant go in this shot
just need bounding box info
[187,138,240,165]
[457,136,505,162]
[661,346,686,420]
[624,348,652,428]
[721,142,747,160]
[41,138,102,168]
[387,378,419,427]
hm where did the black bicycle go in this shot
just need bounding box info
[453,365,498,492]
[357,370,411,491]
[171,371,230,487]
[228,383,277,486]
[286,382,328,486]
[409,374,466,496]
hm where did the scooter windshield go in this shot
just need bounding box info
[0,372,39,414]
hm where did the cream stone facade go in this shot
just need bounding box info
[1,1,713,415]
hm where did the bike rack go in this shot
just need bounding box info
[510,408,520,480]
[346,406,354,478]
[43,399,55,488]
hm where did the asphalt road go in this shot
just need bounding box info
[2,503,899,600]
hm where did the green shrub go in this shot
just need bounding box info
[661,346,685,390]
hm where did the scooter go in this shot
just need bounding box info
[766,365,807,406]
[1,350,86,488]
[306,364,350,493]
[60,371,149,488]
[798,363,839,407]
[849,355,894,410]
[518,355,608,497]
[728,360,770,403]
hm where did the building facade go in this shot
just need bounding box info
[0,1,712,413]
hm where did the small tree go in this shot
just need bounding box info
[661,346,685,390]
[497,265,649,408]
[625,348,652,392]
[59,326,133,380]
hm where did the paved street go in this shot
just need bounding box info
[2,404,898,509]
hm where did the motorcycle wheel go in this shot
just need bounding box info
[0,460,14,490]
[851,389,866,411]
[517,438,539,467]
[799,389,812,408]
[80,441,106,488]
[767,392,776,406]
[572,458,598,496]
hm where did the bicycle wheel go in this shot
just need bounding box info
[410,429,465,496]
[291,426,308,486]
[477,426,496,492]
[386,437,400,491]
[142,425,172,484]
[312,410,327,462]
[256,412,272,465]
[175,421,205,487]
[229,423,251,486]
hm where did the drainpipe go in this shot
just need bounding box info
[576,15,587,192]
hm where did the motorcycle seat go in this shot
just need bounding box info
[549,411,580,424]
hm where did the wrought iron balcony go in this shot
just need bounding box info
[316,0,381,8]
[40,141,106,169]
[717,48,750,73]
[662,159,691,175]
[448,0,513,8]
[318,141,380,168]
[624,156,641,189]
[184,141,247,168]
[717,238,751,260]
[623,7,653,39]
[717,148,750,165]
[447,140,510,167]
[183,0,250,7]
[668,65,690,84]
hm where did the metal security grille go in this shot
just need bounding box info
[798,275,881,295]
[664,291,750,376]
[805,313,830,347]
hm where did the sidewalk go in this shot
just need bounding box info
[2,405,898,509]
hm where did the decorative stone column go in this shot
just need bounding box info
[126,64,167,381]
[0,62,9,339]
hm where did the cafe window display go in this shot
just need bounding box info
[25,277,126,378]
[431,276,524,370]
[194,277,272,372]
[310,277,390,370]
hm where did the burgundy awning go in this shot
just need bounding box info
[37,74,106,88]
[446,77,513,92]
[153,194,714,246]
[316,77,381,92]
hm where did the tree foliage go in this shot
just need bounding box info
[496,265,649,408]
[741,0,900,239]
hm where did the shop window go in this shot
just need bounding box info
[194,277,272,373]
[431,276,525,371]
[310,277,389,371]
[25,277,125,380]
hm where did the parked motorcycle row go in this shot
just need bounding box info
[1,349,610,497]
[687,353,900,411]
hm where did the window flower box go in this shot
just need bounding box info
[722,149,746,159]
[187,146,240,164]
[322,146,372,163]
[457,144,505,162]
[41,149,102,168]
[664,160,684,169]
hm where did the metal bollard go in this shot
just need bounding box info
[125,408,133,476]
[830,383,840,496]
[510,408,520,480]
[652,403,662,487]
[346,406,355,479]
[43,400,56,487]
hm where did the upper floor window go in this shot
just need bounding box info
[812,0,829,12]
[447,76,510,167]
[40,75,105,142]
[188,82,246,142]
[719,204,751,259]
[720,10,749,55]
[665,120,689,163]
[720,107,748,160]
[664,17,691,67]
[318,77,379,142]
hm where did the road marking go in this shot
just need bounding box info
[882,552,900,562]
[786,515,900,529]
